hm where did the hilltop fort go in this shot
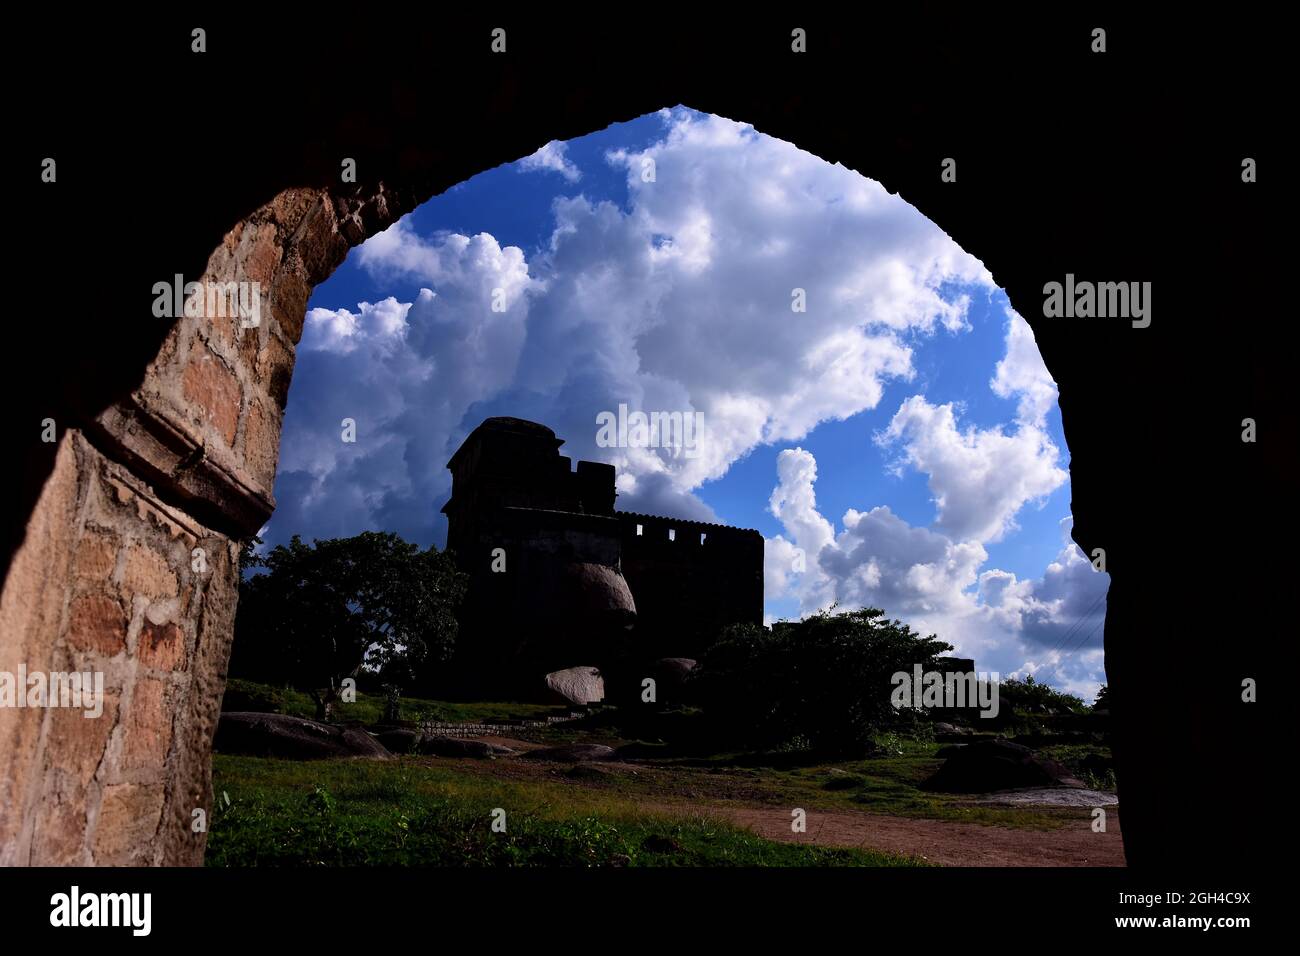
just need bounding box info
[440,417,763,699]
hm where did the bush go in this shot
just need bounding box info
[695,608,952,756]
[230,531,466,719]
[996,676,1088,716]
[220,678,285,714]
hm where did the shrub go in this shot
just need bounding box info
[220,678,285,714]
[695,607,952,756]
[996,676,1088,716]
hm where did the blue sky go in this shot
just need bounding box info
[270,107,1109,698]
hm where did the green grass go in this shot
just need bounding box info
[609,736,1083,830]
[222,678,559,725]
[218,681,1112,837]
[1041,741,1117,791]
[207,755,926,867]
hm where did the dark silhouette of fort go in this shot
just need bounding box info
[441,417,763,698]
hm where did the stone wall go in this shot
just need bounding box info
[619,513,764,659]
[419,714,583,739]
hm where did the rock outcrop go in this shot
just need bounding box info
[522,744,617,763]
[213,713,391,761]
[419,737,516,759]
[544,666,605,707]
[921,738,1084,793]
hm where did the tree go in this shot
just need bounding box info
[696,607,953,755]
[230,531,467,720]
[996,675,1087,716]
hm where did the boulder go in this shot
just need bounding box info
[419,736,516,759]
[921,737,1085,792]
[214,712,391,760]
[374,728,423,754]
[522,743,617,763]
[560,563,637,627]
[544,666,605,706]
[648,657,697,701]
[933,721,973,741]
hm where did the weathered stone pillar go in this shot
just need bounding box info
[0,185,404,865]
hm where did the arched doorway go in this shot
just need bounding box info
[1,13,1270,868]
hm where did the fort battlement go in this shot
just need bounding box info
[618,510,764,546]
[616,511,763,656]
[441,418,763,683]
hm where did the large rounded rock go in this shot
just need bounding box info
[214,712,391,760]
[374,728,423,754]
[560,563,636,628]
[649,657,697,699]
[418,736,516,759]
[522,743,616,762]
[544,666,605,706]
[921,737,1084,792]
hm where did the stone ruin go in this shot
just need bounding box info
[439,417,764,701]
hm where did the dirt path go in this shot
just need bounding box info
[647,801,1125,867]
[448,738,1126,867]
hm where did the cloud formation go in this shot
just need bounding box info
[761,310,1108,698]
[518,140,583,183]
[274,108,993,545]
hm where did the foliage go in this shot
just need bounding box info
[229,532,467,719]
[220,679,558,725]
[996,675,1088,716]
[695,607,953,756]
[220,678,285,714]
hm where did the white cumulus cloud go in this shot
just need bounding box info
[876,395,1067,544]
[519,140,582,183]
[274,108,998,545]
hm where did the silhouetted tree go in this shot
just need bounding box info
[696,607,953,755]
[996,675,1087,716]
[230,531,467,719]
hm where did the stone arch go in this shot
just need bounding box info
[2,14,1269,867]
